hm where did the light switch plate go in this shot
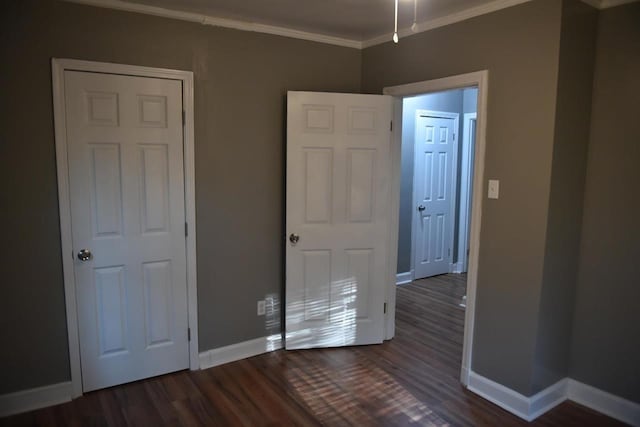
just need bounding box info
[257,300,266,316]
[488,179,500,199]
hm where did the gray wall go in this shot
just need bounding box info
[463,88,478,115]
[363,0,563,395]
[569,2,640,404]
[397,90,465,273]
[0,0,361,394]
[2,0,637,404]
[533,0,597,394]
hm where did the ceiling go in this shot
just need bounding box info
[69,0,632,47]
[118,0,517,40]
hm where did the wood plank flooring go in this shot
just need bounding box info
[1,274,627,426]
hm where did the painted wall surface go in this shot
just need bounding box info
[533,0,597,394]
[397,90,464,274]
[2,0,637,406]
[569,2,640,404]
[0,0,361,394]
[363,0,562,395]
[463,88,478,114]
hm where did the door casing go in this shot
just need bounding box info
[383,70,489,386]
[457,112,477,274]
[52,58,199,398]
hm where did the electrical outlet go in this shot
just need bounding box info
[257,300,266,316]
[488,179,500,199]
[265,296,274,316]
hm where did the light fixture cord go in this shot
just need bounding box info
[413,0,417,26]
[393,0,399,43]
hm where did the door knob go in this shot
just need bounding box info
[77,249,93,261]
[418,205,426,212]
[289,233,300,244]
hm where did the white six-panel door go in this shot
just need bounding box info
[413,113,457,279]
[65,71,189,391]
[286,91,392,349]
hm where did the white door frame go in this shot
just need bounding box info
[411,110,460,279]
[51,58,199,398]
[383,70,488,386]
[457,112,477,273]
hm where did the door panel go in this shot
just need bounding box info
[65,71,188,392]
[414,114,456,279]
[286,91,392,350]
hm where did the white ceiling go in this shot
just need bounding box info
[68,0,635,47]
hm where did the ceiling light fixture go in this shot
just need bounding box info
[393,0,399,43]
[411,0,418,32]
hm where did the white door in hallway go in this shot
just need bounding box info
[413,112,457,279]
[65,71,189,391]
[286,91,392,349]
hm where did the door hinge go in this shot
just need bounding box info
[384,302,387,314]
[182,110,186,125]
[448,248,451,258]
[188,328,191,341]
[453,132,456,140]
[390,121,393,131]
[185,222,188,237]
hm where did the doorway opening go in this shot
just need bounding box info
[400,87,478,282]
[383,71,488,386]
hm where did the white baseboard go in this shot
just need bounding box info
[468,371,537,420]
[468,372,567,421]
[0,381,72,417]
[468,371,640,424]
[528,378,569,420]
[452,262,467,274]
[199,334,283,370]
[567,379,640,427]
[396,270,414,285]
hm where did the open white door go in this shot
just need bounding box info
[285,91,392,349]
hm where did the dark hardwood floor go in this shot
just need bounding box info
[2,274,626,426]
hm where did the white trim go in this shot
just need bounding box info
[598,0,639,8]
[199,335,284,370]
[467,373,640,425]
[529,378,570,420]
[63,0,361,49]
[468,371,533,419]
[51,58,199,398]
[568,379,640,427]
[452,261,464,274]
[0,382,72,417]
[384,70,488,388]
[458,112,477,275]
[580,0,604,7]
[468,372,568,422]
[411,109,459,281]
[362,0,532,48]
[60,0,631,52]
[396,270,414,285]
[384,97,403,341]
[361,0,633,47]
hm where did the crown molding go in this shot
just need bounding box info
[362,0,639,48]
[362,0,533,48]
[63,0,363,49]
[581,0,638,8]
[599,0,639,7]
[63,0,638,51]
[580,0,604,7]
